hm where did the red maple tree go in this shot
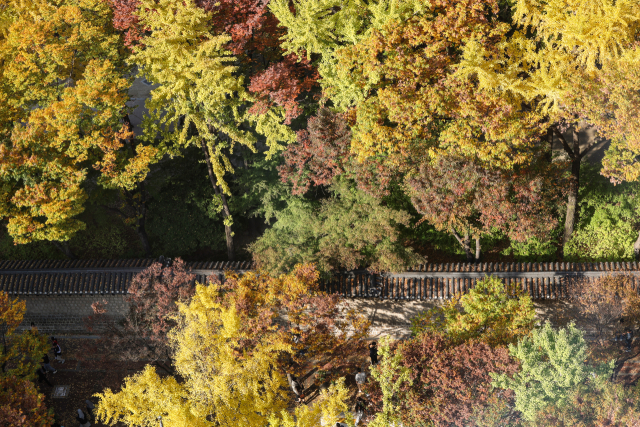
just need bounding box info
[0,376,54,427]
[84,258,196,369]
[365,331,519,427]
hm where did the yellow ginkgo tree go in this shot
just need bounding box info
[455,0,640,247]
[94,280,353,427]
[130,0,295,260]
[0,0,159,255]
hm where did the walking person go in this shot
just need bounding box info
[623,328,634,352]
[30,322,39,335]
[76,409,91,427]
[614,328,634,352]
[85,400,95,422]
[289,374,304,404]
[42,353,57,374]
[369,341,378,366]
[36,365,53,387]
[51,337,65,363]
[355,365,366,393]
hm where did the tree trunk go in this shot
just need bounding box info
[634,231,640,261]
[563,128,581,246]
[451,228,473,262]
[546,127,553,163]
[475,236,481,262]
[135,183,152,258]
[52,241,77,259]
[200,140,235,260]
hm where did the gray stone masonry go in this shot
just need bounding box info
[17,295,130,335]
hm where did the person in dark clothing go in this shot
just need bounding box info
[615,328,634,352]
[85,400,96,421]
[36,365,53,387]
[369,341,378,365]
[354,396,366,426]
[51,337,65,363]
[76,409,90,427]
[42,353,57,373]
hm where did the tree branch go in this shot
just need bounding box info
[553,127,576,159]
[450,227,465,247]
[578,140,600,159]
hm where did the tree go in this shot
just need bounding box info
[278,107,398,198]
[366,336,412,427]
[84,258,196,369]
[455,0,640,248]
[535,376,640,426]
[106,0,320,125]
[94,275,354,427]
[131,0,295,260]
[0,0,158,255]
[249,177,423,274]
[563,164,640,262]
[271,0,542,168]
[492,321,615,422]
[267,378,354,427]
[0,375,54,427]
[206,264,371,375]
[0,292,48,380]
[406,155,563,261]
[567,274,640,347]
[365,332,519,427]
[411,276,536,347]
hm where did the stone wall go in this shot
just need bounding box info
[14,294,441,337]
[16,294,130,335]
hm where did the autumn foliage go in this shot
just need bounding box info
[568,273,640,346]
[94,266,358,427]
[0,292,48,380]
[365,332,519,427]
[0,0,158,245]
[411,276,536,347]
[85,258,196,364]
[207,264,371,374]
[0,375,54,427]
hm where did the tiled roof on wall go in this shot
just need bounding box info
[0,259,255,295]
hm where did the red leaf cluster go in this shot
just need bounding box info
[407,155,563,242]
[278,107,397,196]
[0,376,54,427]
[248,54,319,124]
[366,332,519,427]
[106,0,143,48]
[83,258,196,364]
[278,107,351,194]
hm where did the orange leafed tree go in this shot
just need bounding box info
[0,375,54,427]
[0,0,158,249]
[209,264,371,376]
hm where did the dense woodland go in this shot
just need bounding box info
[4,1,640,425]
[1,0,640,275]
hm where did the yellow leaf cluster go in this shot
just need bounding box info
[132,0,294,195]
[0,0,158,244]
